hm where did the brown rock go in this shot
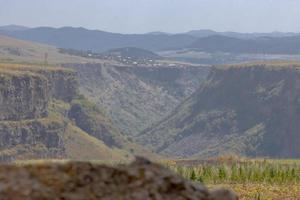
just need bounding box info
[0,158,237,200]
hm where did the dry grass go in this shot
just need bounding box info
[63,123,131,162]
[0,34,107,64]
[218,60,300,70]
[0,63,73,72]
[209,183,300,200]
[0,63,75,81]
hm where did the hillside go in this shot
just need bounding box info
[189,35,300,54]
[0,27,196,52]
[67,63,209,136]
[137,62,300,158]
[186,29,300,38]
[0,34,108,64]
[0,34,209,148]
[0,25,29,31]
[0,63,157,162]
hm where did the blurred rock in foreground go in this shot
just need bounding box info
[0,157,237,200]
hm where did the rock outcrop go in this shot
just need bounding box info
[0,65,77,121]
[0,72,48,120]
[0,118,67,162]
[0,64,77,161]
[0,158,238,200]
[39,68,78,102]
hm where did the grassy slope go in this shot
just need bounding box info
[67,96,161,160]
[63,123,130,161]
[49,99,131,161]
[0,34,106,64]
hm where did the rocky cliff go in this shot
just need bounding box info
[0,66,78,121]
[0,71,48,120]
[0,64,76,161]
[0,118,66,161]
[0,63,151,162]
[137,63,300,158]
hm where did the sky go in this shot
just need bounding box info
[0,0,300,34]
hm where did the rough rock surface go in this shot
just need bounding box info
[0,67,77,121]
[0,118,67,162]
[0,72,48,120]
[0,158,237,200]
[0,65,78,160]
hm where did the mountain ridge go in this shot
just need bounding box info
[0,26,196,52]
[188,35,300,54]
[3,25,300,55]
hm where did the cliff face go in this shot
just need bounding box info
[0,72,48,120]
[137,64,300,158]
[0,118,66,161]
[0,68,78,121]
[0,65,78,161]
[66,63,209,136]
[40,69,78,102]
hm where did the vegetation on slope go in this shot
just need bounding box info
[69,95,127,148]
[67,95,160,160]
[63,123,130,161]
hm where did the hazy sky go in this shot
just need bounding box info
[0,0,300,33]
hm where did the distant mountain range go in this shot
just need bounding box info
[188,35,300,54]
[0,26,195,52]
[0,25,29,31]
[2,25,300,54]
[185,29,300,38]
